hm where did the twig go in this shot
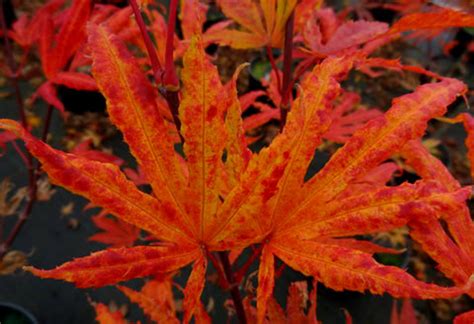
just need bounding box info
[0,1,26,128]
[10,141,30,167]
[0,104,54,258]
[41,105,53,142]
[234,245,264,284]
[128,0,162,75]
[218,251,247,324]
[162,0,181,134]
[0,181,36,257]
[129,0,182,137]
[0,0,33,258]
[0,4,56,257]
[266,46,282,95]
[280,9,295,131]
[163,0,179,90]
[206,250,230,290]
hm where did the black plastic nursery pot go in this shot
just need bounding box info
[0,302,38,324]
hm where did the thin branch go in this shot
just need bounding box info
[129,0,162,75]
[0,0,37,258]
[275,262,286,279]
[280,9,295,131]
[0,102,55,257]
[287,57,316,94]
[41,105,53,142]
[129,0,182,137]
[10,141,30,167]
[0,3,55,255]
[0,1,26,128]
[218,251,247,324]
[266,46,282,95]
[162,0,179,90]
[0,104,54,258]
[162,0,181,135]
[0,180,36,257]
[234,245,264,284]
[206,250,230,290]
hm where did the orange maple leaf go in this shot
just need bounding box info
[89,212,140,248]
[119,278,179,324]
[22,0,97,114]
[388,7,474,35]
[245,281,319,324]
[118,276,210,324]
[0,26,256,322]
[300,8,388,58]
[94,303,128,324]
[401,139,474,297]
[204,58,470,322]
[214,0,298,49]
[0,22,471,324]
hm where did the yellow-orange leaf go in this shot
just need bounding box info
[389,8,474,35]
[95,303,127,324]
[118,279,179,324]
[257,245,274,324]
[271,239,462,299]
[290,78,466,225]
[278,181,471,240]
[409,213,473,288]
[0,119,192,244]
[25,245,200,288]
[224,65,252,187]
[401,140,460,191]
[180,37,227,239]
[183,255,207,323]
[209,55,355,248]
[215,0,297,48]
[89,24,193,236]
[270,55,355,224]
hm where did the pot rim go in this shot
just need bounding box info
[0,301,38,324]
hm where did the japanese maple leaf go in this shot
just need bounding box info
[70,139,124,166]
[214,0,298,49]
[387,7,474,37]
[379,0,426,14]
[0,23,470,324]
[454,310,474,324]
[0,25,259,322]
[94,303,128,324]
[323,91,382,143]
[401,140,474,323]
[118,277,179,324]
[243,70,381,144]
[0,131,16,154]
[89,211,140,248]
[401,139,474,297]
[179,0,231,46]
[294,8,393,89]
[244,281,319,323]
[297,7,474,79]
[8,15,39,51]
[3,0,94,115]
[30,0,97,114]
[203,56,470,322]
[6,0,64,50]
[299,8,388,58]
[118,276,210,324]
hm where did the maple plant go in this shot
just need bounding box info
[1,0,474,323]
